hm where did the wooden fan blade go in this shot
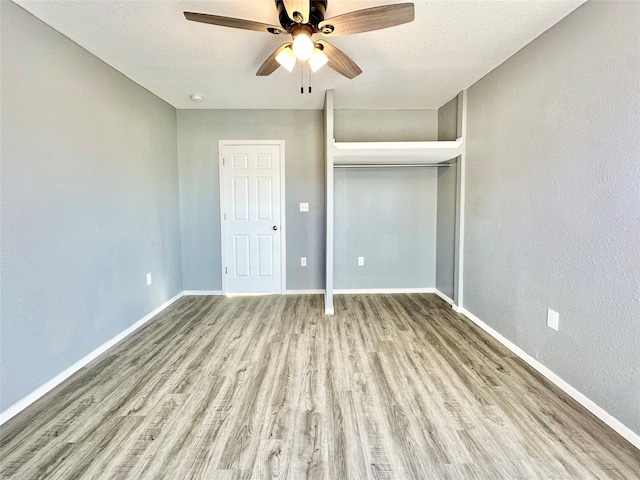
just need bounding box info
[319,3,414,36]
[256,43,291,76]
[184,12,284,34]
[316,40,362,79]
[283,0,310,23]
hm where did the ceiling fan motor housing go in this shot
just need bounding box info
[276,0,328,32]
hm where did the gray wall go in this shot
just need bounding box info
[334,168,438,289]
[177,109,440,292]
[334,109,438,142]
[464,0,640,433]
[436,98,459,299]
[0,2,182,411]
[334,109,439,289]
[436,159,457,299]
[437,96,459,142]
[177,110,325,291]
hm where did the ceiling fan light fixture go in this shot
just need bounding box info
[292,30,315,60]
[309,47,329,72]
[275,46,297,72]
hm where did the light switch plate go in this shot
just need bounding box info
[146,273,152,285]
[358,257,364,266]
[547,309,559,331]
[299,202,309,212]
[301,257,307,267]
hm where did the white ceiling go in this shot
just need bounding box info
[13,0,585,110]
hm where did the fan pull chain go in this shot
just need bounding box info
[299,62,313,94]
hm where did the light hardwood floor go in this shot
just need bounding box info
[1,294,639,479]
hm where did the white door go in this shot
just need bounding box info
[220,142,284,294]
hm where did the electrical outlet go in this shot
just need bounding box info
[358,256,364,266]
[547,309,559,331]
[301,257,307,266]
[299,202,309,212]
[146,273,152,285]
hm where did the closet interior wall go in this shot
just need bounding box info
[436,96,461,301]
[324,90,464,313]
[333,109,440,291]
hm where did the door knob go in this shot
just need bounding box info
[273,225,278,231]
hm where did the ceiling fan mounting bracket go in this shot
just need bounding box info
[276,0,328,33]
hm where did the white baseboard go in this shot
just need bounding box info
[183,290,223,296]
[457,306,640,451]
[285,289,325,294]
[433,289,455,305]
[334,288,437,295]
[0,291,184,426]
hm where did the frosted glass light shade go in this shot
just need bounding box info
[275,47,296,72]
[309,48,329,72]
[292,32,314,60]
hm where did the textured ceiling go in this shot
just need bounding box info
[13,0,585,110]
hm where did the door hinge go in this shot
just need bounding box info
[225,267,228,274]
[222,158,225,166]
[224,213,227,221]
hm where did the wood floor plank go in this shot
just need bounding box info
[2,294,639,479]
[351,373,393,480]
[289,321,327,480]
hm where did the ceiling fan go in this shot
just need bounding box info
[184,1,415,79]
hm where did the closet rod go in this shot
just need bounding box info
[334,163,451,168]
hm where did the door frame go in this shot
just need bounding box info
[218,140,286,295]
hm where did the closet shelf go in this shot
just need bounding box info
[332,139,463,164]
